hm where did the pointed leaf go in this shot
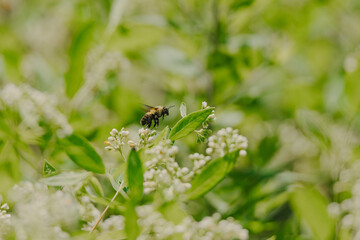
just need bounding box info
[187,150,239,200]
[88,176,104,197]
[169,108,214,141]
[151,126,169,147]
[127,148,143,202]
[65,23,95,98]
[59,134,105,174]
[107,172,122,191]
[43,160,57,176]
[40,172,89,186]
[290,187,335,240]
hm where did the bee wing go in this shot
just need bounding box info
[141,104,157,112]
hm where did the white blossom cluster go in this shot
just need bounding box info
[143,140,192,200]
[189,153,211,175]
[100,215,125,232]
[183,213,249,240]
[328,179,360,240]
[137,205,248,240]
[72,46,130,108]
[136,128,157,148]
[201,101,216,128]
[105,128,130,151]
[0,199,11,238]
[206,127,248,158]
[0,83,73,137]
[79,196,101,232]
[7,182,79,240]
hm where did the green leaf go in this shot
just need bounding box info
[0,117,11,136]
[169,108,214,141]
[127,148,143,202]
[159,201,187,225]
[65,23,95,98]
[231,0,254,10]
[125,202,139,240]
[43,160,57,176]
[89,196,126,212]
[88,176,104,197]
[106,172,122,191]
[40,172,89,186]
[187,150,239,200]
[151,126,169,147]
[180,102,187,118]
[59,134,105,174]
[290,187,335,240]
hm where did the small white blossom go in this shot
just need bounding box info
[239,150,247,157]
[0,200,11,238]
[138,128,157,147]
[136,205,248,240]
[202,101,208,108]
[0,84,73,136]
[143,141,191,199]
[207,127,248,158]
[7,182,79,239]
[189,153,211,174]
[104,128,129,151]
[100,215,125,232]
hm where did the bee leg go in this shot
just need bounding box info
[149,115,156,128]
[147,118,152,128]
[154,116,159,127]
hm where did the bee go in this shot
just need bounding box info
[140,104,174,128]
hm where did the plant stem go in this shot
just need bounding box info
[90,181,127,233]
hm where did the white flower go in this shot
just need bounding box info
[0,84,73,136]
[110,128,118,136]
[239,150,247,156]
[143,141,193,199]
[136,205,248,240]
[207,128,248,157]
[7,182,79,239]
[104,128,129,151]
[0,200,11,237]
[202,101,208,108]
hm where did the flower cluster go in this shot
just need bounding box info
[184,213,249,240]
[105,128,130,151]
[137,205,248,240]
[189,153,211,175]
[0,84,73,137]
[137,128,157,148]
[143,140,192,200]
[328,179,360,239]
[206,127,248,158]
[73,46,130,107]
[100,215,125,232]
[0,200,11,238]
[79,196,101,232]
[8,182,79,240]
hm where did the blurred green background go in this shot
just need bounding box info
[1,0,360,239]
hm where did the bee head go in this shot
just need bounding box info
[165,105,175,116]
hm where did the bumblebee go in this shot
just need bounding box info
[140,104,174,128]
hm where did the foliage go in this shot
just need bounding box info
[1,0,360,239]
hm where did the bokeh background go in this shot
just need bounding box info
[1,0,360,239]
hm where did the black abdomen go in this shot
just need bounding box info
[140,114,151,126]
